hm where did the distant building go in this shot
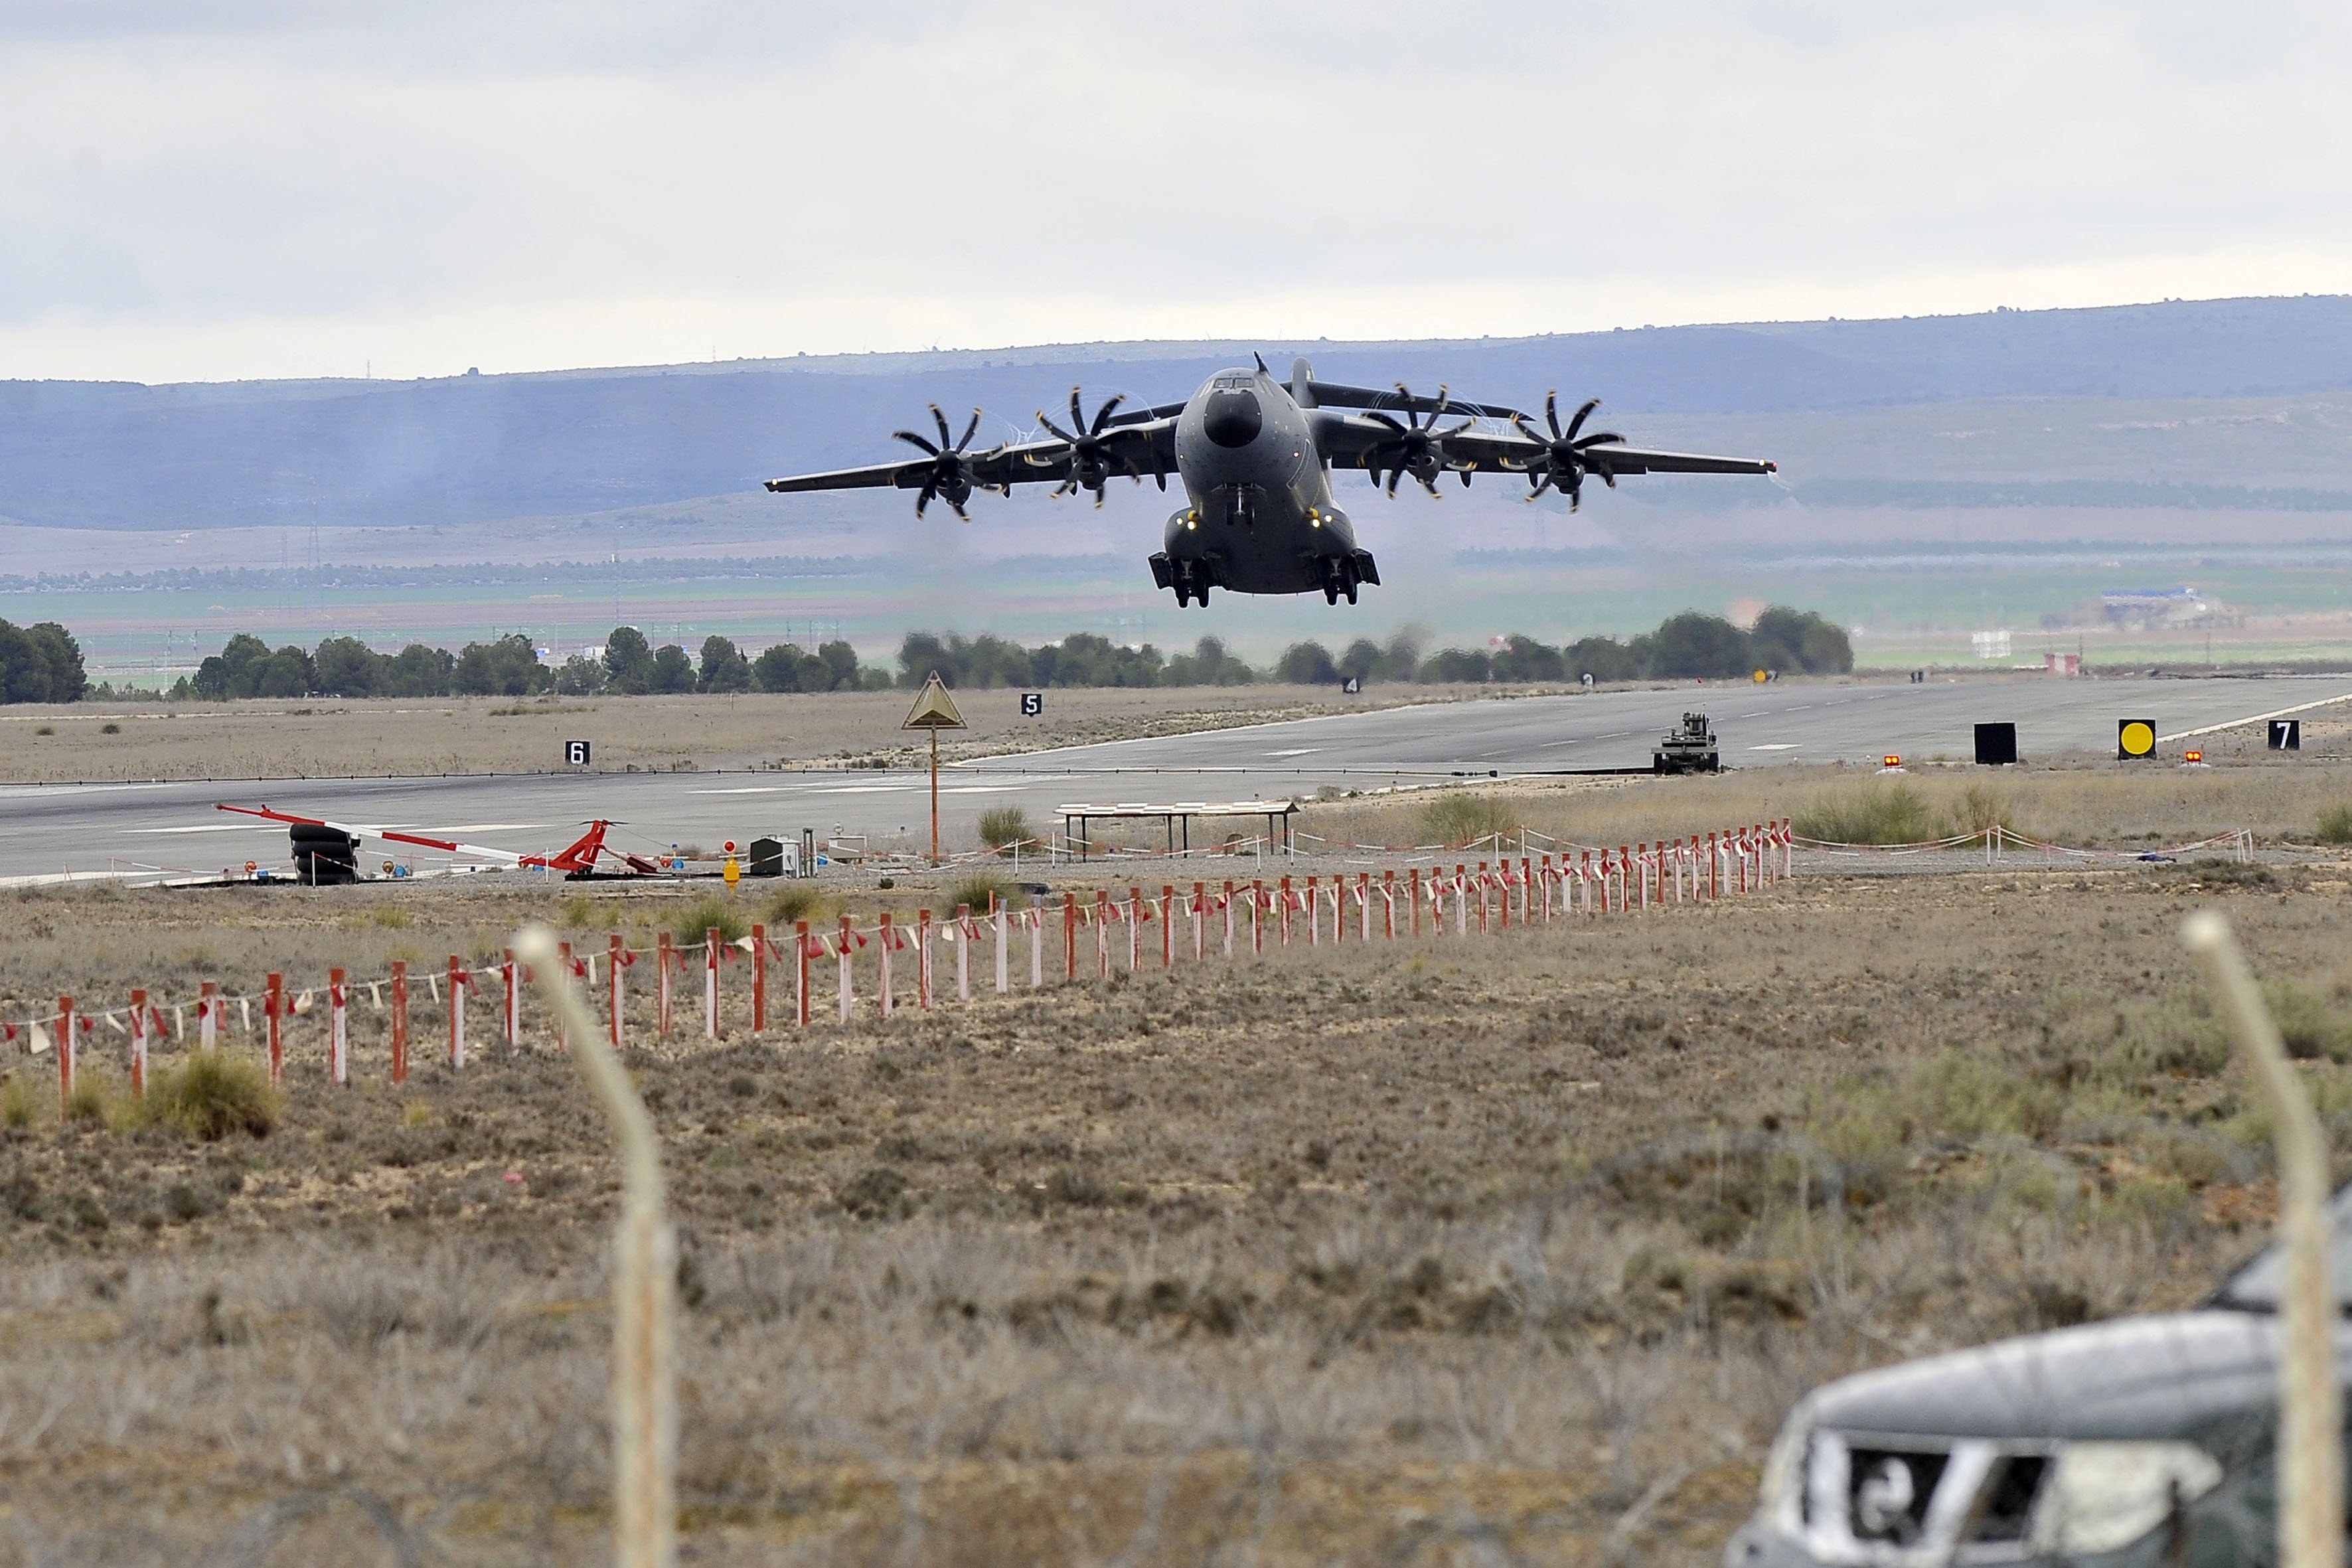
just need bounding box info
[2100,586,2210,629]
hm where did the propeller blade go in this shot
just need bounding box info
[915,482,935,518]
[957,408,981,452]
[1091,486,1105,510]
[1069,386,1085,435]
[1384,468,1402,498]
[1563,398,1599,442]
[1036,413,1075,443]
[1419,473,1442,497]
[1458,468,1472,488]
[893,430,941,456]
[1090,392,1125,434]
[1545,390,1561,442]
[950,495,971,522]
[1365,412,1404,433]
[931,403,953,449]
[1526,473,1553,501]
[1573,431,1626,450]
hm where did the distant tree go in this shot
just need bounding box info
[1337,639,1384,684]
[898,631,953,688]
[453,634,545,696]
[1647,613,1754,679]
[1565,635,1640,683]
[817,639,862,690]
[603,626,655,694]
[1418,648,1491,684]
[1275,641,1341,685]
[751,643,818,692]
[1164,635,1255,686]
[255,645,317,698]
[313,636,380,697]
[1489,634,1565,683]
[698,635,751,693]
[552,654,607,695]
[649,643,696,694]
[1750,605,1855,675]
[0,620,87,703]
[1377,631,1424,683]
[382,644,454,697]
[193,633,273,700]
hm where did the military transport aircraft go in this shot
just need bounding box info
[763,356,1776,606]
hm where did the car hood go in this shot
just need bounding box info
[1805,1310,2347,1443]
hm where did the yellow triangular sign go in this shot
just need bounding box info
[902,672,967,730]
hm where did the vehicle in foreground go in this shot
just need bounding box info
[1725,1191,2351,1566]
[764,360,1775,606]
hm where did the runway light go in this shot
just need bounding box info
[2184,749,2203,764]
[1883,755,1902,769]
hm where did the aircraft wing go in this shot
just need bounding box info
[763,459,925,495]
[1554,443,1776,477]
[764,418,1179,493]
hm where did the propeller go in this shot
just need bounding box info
[1510,392,1626,512]
[1362,383,1476,497]
[892,403,990,520]
[1034,387,1142,509]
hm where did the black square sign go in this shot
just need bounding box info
[564,739,591,766]
[2270,720,2301,751]
[1020,692,1043,717]
[1974,722,2019,766]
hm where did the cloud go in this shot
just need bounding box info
[3,0,2349,381]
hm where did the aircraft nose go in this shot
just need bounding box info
[1202,388,1263,449]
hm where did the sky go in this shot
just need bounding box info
[5,0,2351,384]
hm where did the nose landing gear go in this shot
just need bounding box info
[1318,555,1361,605]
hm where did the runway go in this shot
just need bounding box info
[2,675,2345,882]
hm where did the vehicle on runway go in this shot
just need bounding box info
[217,805,664,882]
[1654,712,1721,775]
[763,359,1775,606]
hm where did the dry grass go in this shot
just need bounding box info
[0,684,1452,783]
[5,848,2352,1561]
[1301,753,2352,853]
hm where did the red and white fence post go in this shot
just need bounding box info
[878,913,897,1017]
[791,920,813,1026]
[915,909,933,1010]
[751,923,768,1034]
[1222,880,1236,958]
[700,927,720,1038]
[329,967,349,1087]
[1063,893,1079,980]
[605,935,629,1049]
[500,947,520,1050]
[837,915,857,1024]
[950,902,969,1001]
[655,932,674,1039]
[447,956,471,1067]
[1092,891,1111,978]
[1192,881,1208,963]
[994,896,1010,994]
[1031,898,1047,988]
[54,995,76,1113]
[1160,885,1175,969]
[264,973,285,1087]
[390,961,409,1084]
[128,987,150,1101]
[198,979,218,1052]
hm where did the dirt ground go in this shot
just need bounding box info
[0,683,1503,784]
[4,806,2352,1563]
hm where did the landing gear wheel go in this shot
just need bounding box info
[1174,586,1190,607]
[1344,582,1358,604]
[1197,585,1210,606]
[1324,585,1339,605]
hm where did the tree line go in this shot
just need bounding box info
[181,628,887,700]
[71,603,1849,704]
[903,607,1851,689]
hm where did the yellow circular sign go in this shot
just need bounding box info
[2119,721,2156,756]
[1752,668,1768,683]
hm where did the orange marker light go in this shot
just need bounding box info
[1883,755,1902,769]
[2184,749,2203,763]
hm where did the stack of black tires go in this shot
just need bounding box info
[290,823,360,885]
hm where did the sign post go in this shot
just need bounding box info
[901,672,967,865]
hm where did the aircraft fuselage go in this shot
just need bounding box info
[1154,366,1375,605]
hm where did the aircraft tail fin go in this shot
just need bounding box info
[1291,358,1316,407]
